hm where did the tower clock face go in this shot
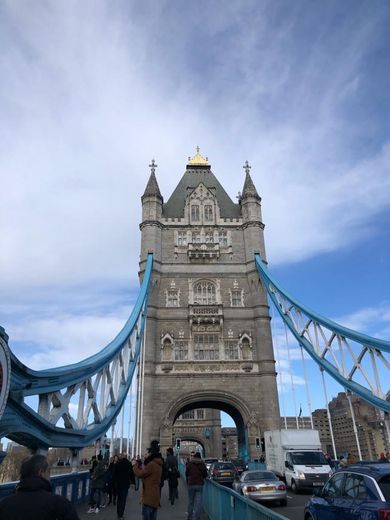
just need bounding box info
[0,335,10,421]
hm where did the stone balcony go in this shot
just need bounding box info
[187,242,220,260]
[189,304,223,325]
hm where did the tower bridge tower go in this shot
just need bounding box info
[138,149,280,460]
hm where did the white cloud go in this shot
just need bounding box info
[1,1,389,299]
[9,310,129,369]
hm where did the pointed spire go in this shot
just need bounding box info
[241,161,260,200]
[142,159,163,201]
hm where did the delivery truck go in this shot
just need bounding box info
[264,429,332,493]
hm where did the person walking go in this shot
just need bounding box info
[185,452,208,520]
[166,447,179,505]
[106,455,119,505]
[346,452,357,465]
[88,454,106,513]
[132,440,163,520]
[0,454,80,520]
[378,452,389,462]
[112,453,135,520]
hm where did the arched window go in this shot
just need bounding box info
[194,281,216,305]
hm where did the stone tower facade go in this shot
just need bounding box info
[138,151,280,460]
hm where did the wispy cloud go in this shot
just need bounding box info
[1,1,389,390]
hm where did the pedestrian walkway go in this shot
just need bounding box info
[77,477,207,519]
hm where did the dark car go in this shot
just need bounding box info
[231,458,247,475]
[304,463,390,520]
[232,470,287,506]
[204,458,218,472]
[209,461,237,486]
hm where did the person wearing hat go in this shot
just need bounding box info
[132,440,163,520]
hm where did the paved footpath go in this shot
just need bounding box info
[77,478,207,519]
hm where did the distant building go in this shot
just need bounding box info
[329,392,389,460]
[312,409,334,456]
[221,427,238,459]
[174,408,222,458]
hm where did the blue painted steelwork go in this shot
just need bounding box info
[255,254,390,413]
[0,254,153,449]
[0,471,90,504]
[203,478,288,520]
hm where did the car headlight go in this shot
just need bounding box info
[297,471,306,480]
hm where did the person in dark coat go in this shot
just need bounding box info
[0,454,80,520]
[112,452,135,520]
[88,453,106,513]
[166,447,179,505]
[106,454,119,505]
[185,452,208,520]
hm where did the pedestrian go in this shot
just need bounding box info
[339,455,347,467]
[0,454,80,520]
[185,452,208,520]
[112,453,135,520]
[132,439,163,520]
[88,453,106,513]
[134,454,142,491]
[346,452,356,465]
[378,452,389,462]
[166,447,180,505]
[107,455,119,505]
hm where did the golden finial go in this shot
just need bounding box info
[187,146,209,166]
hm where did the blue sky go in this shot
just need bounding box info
[1,1,389,430]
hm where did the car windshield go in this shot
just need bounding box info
[245,471,276,481]
[214,463,234,470]
[378,476,390,501]
[290,452,327,465]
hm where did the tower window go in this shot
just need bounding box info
[166,282,180,307]
[196,409,205,420]
[178,231,187,246]
[205,231,214,243]
[204,205,213,221]
[181,410,195,420]
[224,340,239,360]
[174,340,188,360]
[218,230,228,246]
[231,290,242,307]
[194,334,219,360]
[191,205,200,221]
[194,281,216,305]
[192,231,201,243]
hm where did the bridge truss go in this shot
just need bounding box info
[0,254,153,450]
[255,254,390,414]
[0,252,388,452]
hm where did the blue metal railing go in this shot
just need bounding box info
[203,479,288,520]
[0,471,90,503]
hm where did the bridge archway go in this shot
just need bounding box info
[176,436,206,457]
[159,390,254,461]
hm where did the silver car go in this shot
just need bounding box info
[232,470,287,506]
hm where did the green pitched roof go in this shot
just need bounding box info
[163,167,241,218]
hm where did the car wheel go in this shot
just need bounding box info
[280,499,287,507]
[291,479,299,494]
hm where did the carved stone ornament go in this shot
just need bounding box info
[247,411,259,427]
[160,419,171,431]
